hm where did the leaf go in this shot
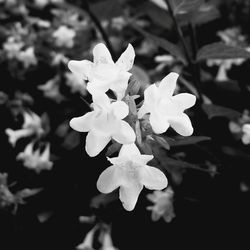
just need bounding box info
[152,134,170,150]
[105,141,122,157]
[196,42,250,61]
[202,104,241,120]
[89,0,123,20]
[168,136,211,146]
[126,75,141,96]
[176,3,220,26]
[140,1,173,29]
[130,65,150,92]
[131,25,187,65]
[172,0,204,15]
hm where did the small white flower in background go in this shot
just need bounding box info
[76,226,97,250]
[138,72,196,136]
[207,58,245,82]
[51,52,69,66]
[70,92,135,157]
[17,47,37,68]
[68,43,135,100]
[99,229,118,250]
[65,72,87,95]
[52,25,76,48]
[34,0,49,8]
[242,124,250,145]
[16,142,53,173]
[154,54,175,71]
[147,187,175,223]
[5,111,44,147]
[97,143,168,211]
[38,77,66,103]
[3,36,23,59]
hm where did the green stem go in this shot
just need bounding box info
[81,1,116,60]
[164,0,191,64]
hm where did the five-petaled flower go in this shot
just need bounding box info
[70,92,136,157]
[16,141,53,173]
[97,143,168,211]
[68,43,135,100]
[5,110,44,147]
[147,187,175,223]
[138,72,196,136]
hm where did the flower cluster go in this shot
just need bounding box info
[68,43,196,211]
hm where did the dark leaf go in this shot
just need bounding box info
[172,0,204,15]
[168,136,211,146]
[140,1,173,29]
[131,25,187,65]
[89,0,123,20]
[152,134,170,150]
[105,141,122,157]
[196,42,250,61]
[90,192,118,209]
[126,75,141,96]
[202,103,241,120]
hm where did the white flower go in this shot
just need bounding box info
[70,92,135,157]
[138,72,196,136]
[147,187,175,223]
[68,43,135,100]
[76,226,97,250]
[52,25,76,48]
[242,124,250,145]
[100,230,118,250]
[97,143,168,211]
[65,72,87,95]
[38,77,65,103]
[3,37,23,59]
[16,142,53,173]
[207,58,245,82]
[17,47,37,68]
[5,111,44,146]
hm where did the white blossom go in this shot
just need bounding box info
[97,143,168,211]
[138,72,196,136]
[68,43,135,100]
[70,92,135,157]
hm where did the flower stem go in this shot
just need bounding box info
[82,1,116,60]
[164,0,203,103]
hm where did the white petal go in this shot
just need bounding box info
[137,103,148,119]
[143,84,159,107]
[158,72,179,97]
[111,101,129,120]
[93,43,114,64]
[149,112,170,134]
[69,112,96,132]
[85,130,111,157]
[119,183,143,211]
[242,124,250,134]
[118,143,141,158]
[92,92,110,110]
[172,93,196,111]
[168,113,194,136]
[242,134,250,145]
[140,166,168,190]
[109,71,131,100]
[115,44,135,71]
[96,165,121,193]
[68,60,93,80]
[137,154,154,165]
[112,121,136,145]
